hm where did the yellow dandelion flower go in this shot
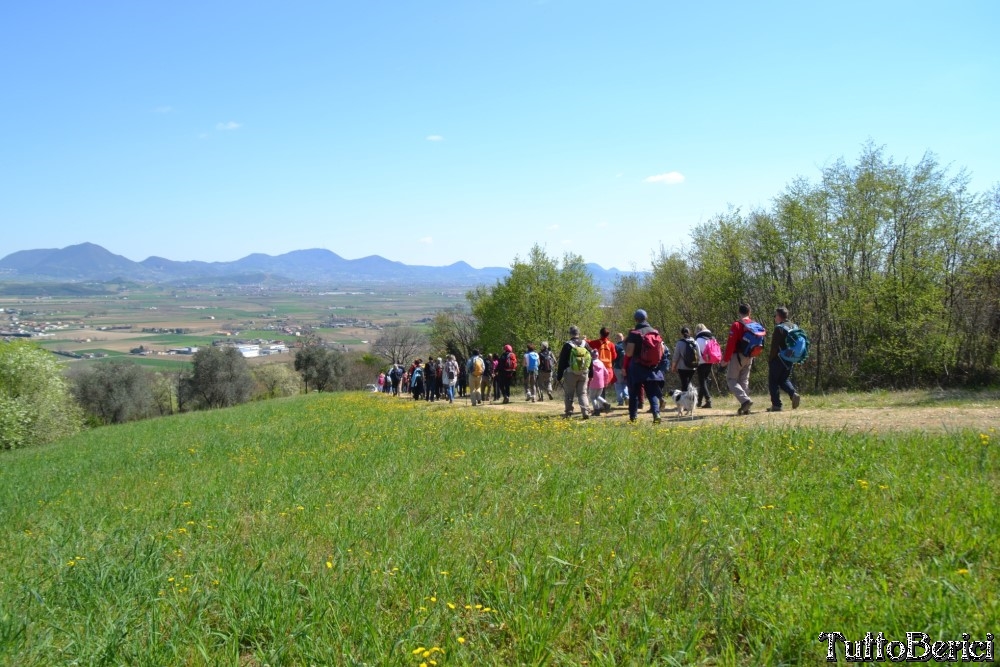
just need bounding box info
[412,647,426,655]
[447,602,456,610]
[326,561,333,569]
[957,568,970,575]
[457,637,466,644]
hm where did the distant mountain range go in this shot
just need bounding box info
[0,243,631,286]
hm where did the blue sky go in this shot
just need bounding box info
[2,1,997,271]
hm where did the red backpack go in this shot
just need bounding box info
[503,351,517,373]
[633,328,664,367]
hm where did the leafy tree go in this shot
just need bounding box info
[371,327,426,365]
[252,363,302,400]
[179,346,254,410]
[614,143,1000,389]
[70,359,156,425]
[0,340,82,449]
[469,245,602,353]
[294,345,348,392]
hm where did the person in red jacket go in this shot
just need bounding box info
[722,304,756,415]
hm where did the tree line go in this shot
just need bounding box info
[429,145,999,390]
[4,145,997,450]
[0,336,381,450]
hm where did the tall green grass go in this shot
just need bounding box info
[1,393,996,665]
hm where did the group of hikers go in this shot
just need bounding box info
[375,304,809,422]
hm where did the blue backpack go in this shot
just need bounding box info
[740,320,767,358]
[526,351,539,372]
[778,323,810,364]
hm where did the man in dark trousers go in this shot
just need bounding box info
[767,307,802,412]
[623,309,666,424]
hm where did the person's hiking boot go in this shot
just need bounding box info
[703,401,712,409]
[582,412,590,420]
[791,393,801,409]
[766,405,782,412]
[739,400,753,415]
[503,397,509,404]
[652,415,661,424]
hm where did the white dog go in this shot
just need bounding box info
[671,386,698,418]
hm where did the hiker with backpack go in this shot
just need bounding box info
[623,309,666,424]
[767,307,805,412]
[722,304,766,415]
[497,345,517,404]
[523,344,540,402]
[693,324,721,408]
[670,326,701,392]
[466,349,486,406]
[588,352,612,416]
[423,359,437,401]
[443,354,460,404]
[556,325,593,419]
[537,342,556,401]
[613,332,628,406]
[479,353,492,403]
[409,359,425,400]
[588,327,618,409]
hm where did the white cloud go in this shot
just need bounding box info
[419,236,433,244]
[596,221,609,228]
[644,171,685,185]
[426,134,444,142]
[216,121,242,131]
[153,106,173,114]
[547,224,560,231]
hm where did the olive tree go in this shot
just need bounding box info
[179,346,254,410]
[71,359,156,425]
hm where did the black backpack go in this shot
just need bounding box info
[539,350,553,372]
[681,338,698,367]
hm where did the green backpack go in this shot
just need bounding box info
[569,343,591,373]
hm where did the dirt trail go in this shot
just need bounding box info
[430,394,1000,434]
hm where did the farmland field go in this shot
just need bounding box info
[1,391,997,665]
[1,283,464,368]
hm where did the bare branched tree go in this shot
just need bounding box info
[371,326,426,365]
[430,306,479,362]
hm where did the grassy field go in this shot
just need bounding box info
[0,393,997,665]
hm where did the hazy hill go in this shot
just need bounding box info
[0,243,631,286]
